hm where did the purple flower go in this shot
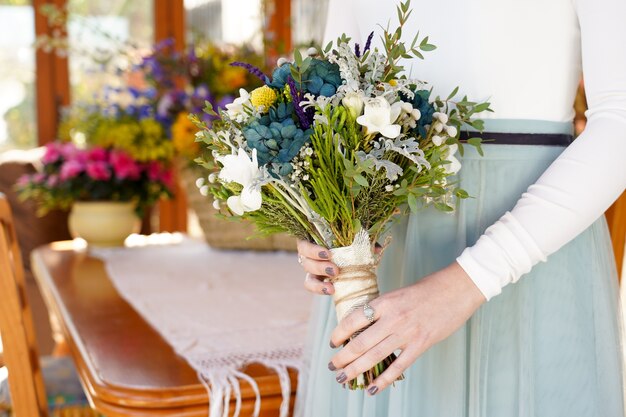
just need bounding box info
[230,62,270,83]
[355,43,361,58]
[216,94,234,111]
[364,31,374,53]
[287,76,314,129]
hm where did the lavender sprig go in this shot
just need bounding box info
[355,43,361,58]
[363,32,374,53]
[287,76,313,129]
[230,62,270,83]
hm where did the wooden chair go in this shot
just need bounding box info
[0,194,97,417]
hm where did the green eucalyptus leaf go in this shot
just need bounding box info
[455,188,470,199]
[294,48,303,65]
[354,174,369,187]
[407,194,418,213]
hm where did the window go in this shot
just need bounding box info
[292,0,328,46]
[66,0,154,102]
[185,0,263,48]
[0,0,37,150]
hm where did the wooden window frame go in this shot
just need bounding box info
[34,0,70,146]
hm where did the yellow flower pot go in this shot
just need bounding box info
[69,201,140,247]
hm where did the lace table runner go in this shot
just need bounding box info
[92,234,311,417]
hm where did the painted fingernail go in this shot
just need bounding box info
[328,361,336,371]
[329,340,336,349]
[367,385,379,395]
[325,267,335,276]
[336,372,347,383]
[319,251,329,259]
[322,287,329,295]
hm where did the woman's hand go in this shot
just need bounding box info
[296,239,338,296]
[328,262,486,395]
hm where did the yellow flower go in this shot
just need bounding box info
[389,79,398,86]
[250,86,278,111]
[283,84,292,101]
[172,113,200,158]
[221,67,248,90]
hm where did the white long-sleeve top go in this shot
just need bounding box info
[324,0,626,300]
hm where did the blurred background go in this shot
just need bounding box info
[0,0,331,357]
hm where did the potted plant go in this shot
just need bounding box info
[17,142,173,246]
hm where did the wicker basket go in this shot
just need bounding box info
[179,164,296,251]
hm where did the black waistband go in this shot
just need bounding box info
[459,131,574,147]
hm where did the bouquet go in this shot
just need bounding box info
[192,0,491,389]
[17,141,173,217]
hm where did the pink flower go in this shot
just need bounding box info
[146,161,161,181]
[60,160,85,180]
[110,151,140,180]
[86,161,111,181]
[16,175,30,187]
[160,168,174,188]
[87,147,109,162]
[42,143,63,164]
[46,175,59,187]
[32,173,46,184]
[60,142,79,158]
[146,161,173,189]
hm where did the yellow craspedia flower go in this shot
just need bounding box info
[250,86,278,111]
[172,112,200,158]
[389,79,398,86]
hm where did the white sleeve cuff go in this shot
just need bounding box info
[456,212,547,300]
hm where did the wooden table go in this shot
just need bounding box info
[31,241,298,416]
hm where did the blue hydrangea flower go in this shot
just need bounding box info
[267,63,292,90]
[268,59,342,97]
[402,89,435,137]
[304,59,342,97]
[243,102,312,175]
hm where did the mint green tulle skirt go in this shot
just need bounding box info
[295,122,625,417]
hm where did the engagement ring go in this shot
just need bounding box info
[363,303,375,324]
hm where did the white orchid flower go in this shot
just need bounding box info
[225,89,251,120]
[217,148,263,215]
[342,91,365,118]
[443,144,462,174]
[356,97,403,139]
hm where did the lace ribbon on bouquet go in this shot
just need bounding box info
[329,230,380,322]
[92,234,311,417]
